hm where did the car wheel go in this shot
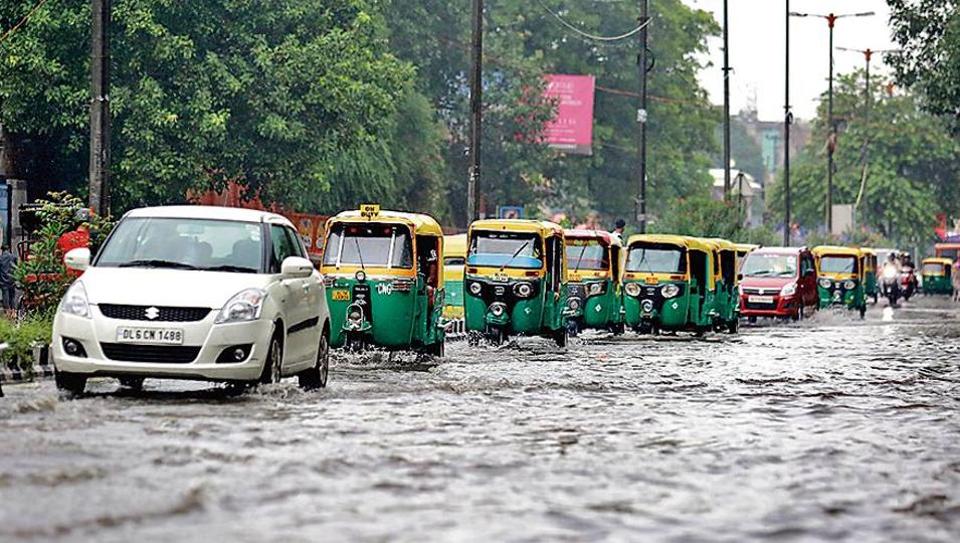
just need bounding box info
[747,316,757,324]
[55,371,86,395]
[299,331,330,390]
[260,334,283,385]
[118,377,144,391]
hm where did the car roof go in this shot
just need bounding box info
[124,205,292,226]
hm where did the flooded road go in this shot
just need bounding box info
[2,297,960,542]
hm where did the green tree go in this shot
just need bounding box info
[888,0,960,130]
[0,0,430,215]
[768,72,960,246]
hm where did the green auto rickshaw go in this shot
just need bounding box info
[563,229,625,335]
[813,245,867,318]
[321,205,446,356]
[464,219,569,347]
[861,248,879,303]
[703,238,741,333]
[921,257,954,295]
[622,235,719,336]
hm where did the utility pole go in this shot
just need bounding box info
[784,0,792,246]
[89,0,111,216]
[467,0,483,224]
[636,0,649,233]
[722,0,731,200]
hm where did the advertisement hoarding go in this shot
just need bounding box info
[543,74,596,156]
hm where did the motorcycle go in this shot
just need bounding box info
[882,265,901,307]
[900,265,918,301]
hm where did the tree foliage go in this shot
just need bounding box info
[888,0,960,130]
[768,72,960,245]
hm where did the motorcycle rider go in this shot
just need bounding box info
[881,252,902,305]
[900,251,919,299]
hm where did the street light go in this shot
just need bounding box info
[790,11,874,235]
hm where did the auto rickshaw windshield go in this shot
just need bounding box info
[923,262,946,275]
[820,255,858,274]
[626,244,687,273]
[565,241,608,271]
[468,232,543,269]
[742,253,797,278]
[323,223,413,269]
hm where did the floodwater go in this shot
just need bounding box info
[2,298,960,542]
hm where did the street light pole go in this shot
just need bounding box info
[790,10,874,235]
[88,0,111,216]
[467,0,483,224]
[637,0,649,233]
[722,0,731,201]
[784,0,791,246]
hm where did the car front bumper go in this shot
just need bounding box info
[52,309,274,382]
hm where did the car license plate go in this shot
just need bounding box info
[116,327,183,345]
[331,289,351,301]
[748,295,775,304]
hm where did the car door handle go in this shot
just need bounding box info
[302,284,310,293]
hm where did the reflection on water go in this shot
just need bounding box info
[1,298,959,541]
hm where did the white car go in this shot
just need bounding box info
[52,206,330,394]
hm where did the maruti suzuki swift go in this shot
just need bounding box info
[52,206,330,394]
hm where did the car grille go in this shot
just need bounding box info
[99,304,211,322]
[742,287,776,295]
[100,343,201,364]
[744,301,777,310]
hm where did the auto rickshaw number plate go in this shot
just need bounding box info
[331,289,351,301]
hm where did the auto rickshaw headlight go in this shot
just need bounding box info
[346,305,364,323]
[355,270,367,282]
[624,283,642,297]
[587,282,604,296]
[818,278,832,289]
[568,298,582,310]
[780,283,797,297]
[661,284,680,299]
[468,281,483,296]
[843,280,856,290]
[489,303,507,317]
[514,283,533,298]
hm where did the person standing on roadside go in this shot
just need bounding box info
[0,243,17,311]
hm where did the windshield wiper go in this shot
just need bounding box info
[353,236,367,272]
[573,244,589,273]
[117,259,199,270]
[201,265,258,273]
[500,240,532,271]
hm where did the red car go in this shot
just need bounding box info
[739,247,819,321]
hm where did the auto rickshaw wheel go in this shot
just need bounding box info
[553,326,568,349]
[727,318,739,334]
[859,304,866,319]
[425,338,445,358]
[566,319,580,337]
[467,331,482,347]
[611,322,626,336]
[636,323,652,335]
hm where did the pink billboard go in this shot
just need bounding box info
[543,74,596,155]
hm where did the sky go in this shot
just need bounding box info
[682,0,898,122]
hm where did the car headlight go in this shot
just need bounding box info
[843,280,856,290]
[587,282,604,296]
[60,281,91,319]
[624,282,642,297]
[818,278,832,289]
[514,283,533,298]
[469,281,482,296]
[780,283,797,297]
[661,283,680,299]
[215,288,266,324]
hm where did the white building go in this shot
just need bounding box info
[709,168,764,228]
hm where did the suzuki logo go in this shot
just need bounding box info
[758,289,765,295]
[145,307,160,320]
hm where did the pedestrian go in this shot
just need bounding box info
[613,219,626,236]
[0,243,17,311]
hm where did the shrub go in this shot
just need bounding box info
[0,315,53,374]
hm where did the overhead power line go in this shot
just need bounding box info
[535,0,651,42]
[0,0,51,48]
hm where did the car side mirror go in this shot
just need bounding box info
[64,248,91,271]
[805,269,815,278]
[281,256,314,279]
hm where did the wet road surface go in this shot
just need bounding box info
[2,297,960,541]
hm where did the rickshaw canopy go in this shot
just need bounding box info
[329,208,444,237]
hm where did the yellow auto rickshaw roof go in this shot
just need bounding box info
[812,245,862,257]
[626,234,713,252]
[444,233,468,256]
[469,219,564,237]
[330,209,444,236]
[923,257,954,266]
[703,238,738,251]
[860,247,877,256]
[733,243,759,252]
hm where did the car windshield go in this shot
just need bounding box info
[741,253,797,278]
[323,223,413,269]
[565,241,608,271]
[96,217,264,272]
[820,255,858,274]
[626,245,686,273]
[468,232,543,269]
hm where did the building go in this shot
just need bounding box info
[710,168,764,228]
